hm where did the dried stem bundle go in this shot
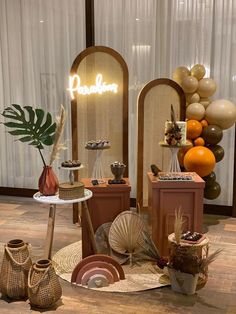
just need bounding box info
[174,208,184,244]
[49,105,67,165]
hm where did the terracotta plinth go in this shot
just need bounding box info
[147,172,205,256]
[80,178,131,258]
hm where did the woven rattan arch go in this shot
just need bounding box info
[137,78,186,210]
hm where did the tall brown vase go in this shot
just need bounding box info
[38,166,59,196]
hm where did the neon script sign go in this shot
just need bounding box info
[68,74,118,99]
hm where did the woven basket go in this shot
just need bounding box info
[28,259,62,309]
[59,181,84,200]
[0,239,32,299]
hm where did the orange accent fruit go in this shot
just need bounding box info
[187,120,203,139]
[200,119,208,128]
[183,146,216,177]
[194,137,205,146]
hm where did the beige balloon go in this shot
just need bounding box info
[205,99,236,130]
[200,98,211,109]
[197,78,216,98]
[186,92,200,104]
[182,76,198,93]
[186,102,206,121]
[173,66,190,85]
[190,64,206,80]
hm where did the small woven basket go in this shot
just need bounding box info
[28,259,62,309]
[0,239,32,299]
[59,181,84,200]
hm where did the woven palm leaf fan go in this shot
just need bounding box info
[108,211,146,265]
[95,222,128,265]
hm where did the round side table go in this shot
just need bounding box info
[33,189,97,259]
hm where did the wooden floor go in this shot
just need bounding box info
[0,196,236,314]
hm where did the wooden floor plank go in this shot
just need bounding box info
[0,196,235,313]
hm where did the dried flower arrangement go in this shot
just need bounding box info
[165,104,183,145]
[168,208,222,277]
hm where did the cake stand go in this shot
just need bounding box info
[86,146,110,183]
[159,141,192,172]
[60,164,84,185]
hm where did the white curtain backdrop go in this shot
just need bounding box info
[94,0,236,206]
[0,0,85,188]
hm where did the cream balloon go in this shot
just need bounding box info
[182,76,198,93]
[190,64,206,80]
[197,78,216,98]
[173,66,190,85]
[186,102,206,121]
[200,98,211,109]
[186,92,200,104]
[205,99,236,130]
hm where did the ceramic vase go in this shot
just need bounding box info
[38,166,59,196]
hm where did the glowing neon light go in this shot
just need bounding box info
[67,73,118,99]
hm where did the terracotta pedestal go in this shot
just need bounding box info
[147,172,205,256]
[80,178,131,258]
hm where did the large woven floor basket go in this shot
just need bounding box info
[28,259,62,309]
[0,239,32,299]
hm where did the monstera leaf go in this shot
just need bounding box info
[1,104,56,150]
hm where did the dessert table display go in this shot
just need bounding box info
[33,190,97,259]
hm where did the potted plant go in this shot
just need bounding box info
[1,104,66,195]
[168,209,222,295]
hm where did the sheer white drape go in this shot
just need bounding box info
[95,0,236,206]
[0,0,85,188]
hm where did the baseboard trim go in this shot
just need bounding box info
[204,204,232,216]
[0,187,37,198]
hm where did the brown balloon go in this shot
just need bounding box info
[204,181,221,200]
[208,145,224,162]
[202,172,216,187]
[202,125,223,145]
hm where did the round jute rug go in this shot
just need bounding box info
[52,241,170,292]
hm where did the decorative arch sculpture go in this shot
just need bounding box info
[136,78,186,210]
[70,46,129,178]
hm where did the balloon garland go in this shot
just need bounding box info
[173,64,236,200]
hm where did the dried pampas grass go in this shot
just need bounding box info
[174,207,184,244]
[49,105,67,165]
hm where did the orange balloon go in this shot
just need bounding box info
[184,146,216,177]
[200,119,208,128]
[194,137,205,146]
[187,120,203,139]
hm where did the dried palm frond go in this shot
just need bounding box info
[49,105,67,165]
[171,104,177,124]
[174,208,184,244]
[200,248,223,275]
[138,230,161,261]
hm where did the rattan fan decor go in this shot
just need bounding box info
[108,211,146,264]
[95,222,129,265]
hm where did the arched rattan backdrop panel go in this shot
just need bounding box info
[137,79,186,210]
[70,46,128,178]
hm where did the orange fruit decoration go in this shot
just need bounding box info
[184,146,216,177]
[194,137,205,146]
[187,120,202,139]
[200,119,208,128]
